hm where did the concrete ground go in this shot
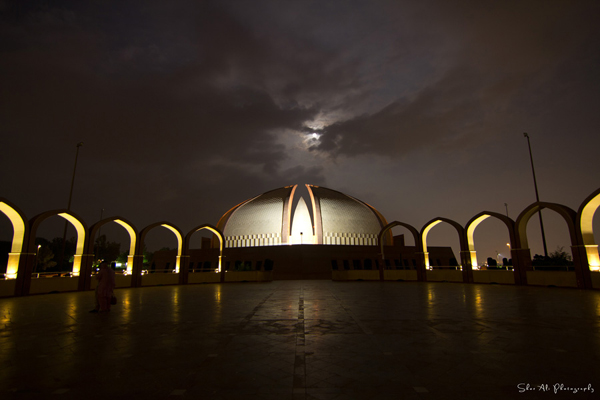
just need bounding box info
[1,280,599,399]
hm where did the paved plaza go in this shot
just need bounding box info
[1,280,599,399]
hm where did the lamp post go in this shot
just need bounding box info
[95,208,104,264]
[67,142,84,211]
[34,244,41,275]
[523,133,548,257]
[59,142,84,270]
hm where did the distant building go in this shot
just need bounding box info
[153,184,456,279]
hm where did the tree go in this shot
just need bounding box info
[49,236,76,271]
[548,246,572,266]
[94,234,121,264]
[116,252,129,264]
[36,245,57,271]
[143,246,153,267]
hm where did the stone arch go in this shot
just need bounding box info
[140,222,183,269]
[515,202,578,250]
[578,188,600,271]
[81,217,138,290]
[465,212,516,268]
[378,221,425,281]
[185,224,224,269]
[421,217,472,283]
[378,221,421,257]
[182,225,225,284]
[516,202,591,289]
[0,198,28,281]
[28,210,87,277]
[130,222,183,287]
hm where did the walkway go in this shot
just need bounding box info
[1,281,599,399]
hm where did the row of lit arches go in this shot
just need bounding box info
[2,187,599,295]
[0,198,224,296]
[378,188,600,289]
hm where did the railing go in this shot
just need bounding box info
[428,265,461,270]
[31,271,75,278]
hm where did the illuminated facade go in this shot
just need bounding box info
[216,184,392,248]
[2,186,600,295]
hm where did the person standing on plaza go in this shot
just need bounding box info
[95,261,116,313]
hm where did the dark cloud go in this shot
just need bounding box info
[309,0,600,159]
[1,0,599,259]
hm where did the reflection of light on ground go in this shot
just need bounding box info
[473,286,484,319]
[66,292,79,318]
[119,290,132,324]
[214,285,221,304]
[171,286,180,324]
[0,301,14,369]
[211,285,223,326]
[426,285,435,320]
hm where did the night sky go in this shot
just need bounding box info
[1,0,599,260]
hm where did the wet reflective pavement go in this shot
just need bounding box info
[1,281,599,399]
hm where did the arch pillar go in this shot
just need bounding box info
[14,252,36,296]
[179,254,190,285]
[571,244,593,289]
[415,252,428,281]
[77,253,96,291]
[130,254,145,287]
[583,245,599,271]
[511,248,531,285]
[459,250,474,283]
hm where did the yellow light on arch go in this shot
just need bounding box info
[58,213,85,277]
[0,202,25,279]
[161,224,182,273]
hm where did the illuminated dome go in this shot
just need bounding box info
[216,184,391,248]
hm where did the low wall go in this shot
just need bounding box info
[592,271,600,289]
[332,270,380,281]
[29,277,79,294]
[90,275,132,289]
[426,270,463,282]
[526,271,577,288]
[141,273,180,286]
[0,280,16,297]
[473,270,515,284]
[3,269,598,297]
[384,270,418,281]
[224,271,273,282]
[188,272,221,284]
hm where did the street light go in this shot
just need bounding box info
[59,142,84,269]
[523,133,548,257]
[67,142,84,211]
